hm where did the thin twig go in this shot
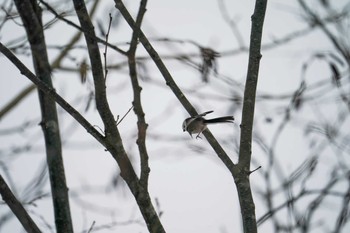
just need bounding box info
[39,0,127,56]
[249,166,262,175]
[103,13,113,81]
[218,0,246,48]
[87,220,96,233]
[116,106,134,125]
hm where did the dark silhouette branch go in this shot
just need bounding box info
[0,174,41,233]
[103,13,113,81]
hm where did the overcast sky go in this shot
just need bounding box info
[0,0,349,232]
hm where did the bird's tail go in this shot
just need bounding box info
[204,116,234,124]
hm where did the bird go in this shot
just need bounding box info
[182,111,234,139]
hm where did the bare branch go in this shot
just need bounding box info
[13,0,73,232]
[126,0,150,189]
[103,13,113,81]
[72,1,165,232]
[114,0,235,172]
[235,1,268,233]
[0,174,41,233]
[0,42,106,147]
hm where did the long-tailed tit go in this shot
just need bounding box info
[182,111,234,139]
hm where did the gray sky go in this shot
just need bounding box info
[0,0,349,232]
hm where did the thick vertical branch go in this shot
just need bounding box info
[72,0,137,188]
[72,0,133,179]
[13,1,73,233]
[235,0,267,233]
[238,0,267,168]
[72,1,165,232]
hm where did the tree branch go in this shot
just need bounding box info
[126,0,150,189]
[235,0,268,233]
[13,1,73,232]
[114,0,235,171]
[40,0,127,56]
[0,0,100,121]
[0,42,107,146]
[0,174,41,233]
[72,1,165,232]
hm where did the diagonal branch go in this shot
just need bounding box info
[39,0,127,56]
[298,0,350,66]
[0,174,41,233]
[0,0,100,121]
[0,42,107,146]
